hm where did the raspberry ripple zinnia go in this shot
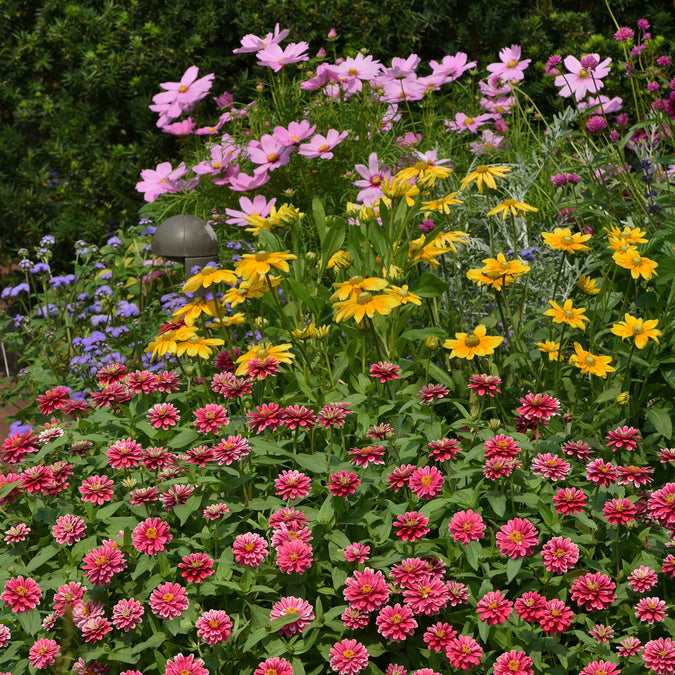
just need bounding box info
[193,404,229,434]
[106,437,143,470]
[28,638,60,669]
[81,615,112,643]
[570,572,616,611]
[402,573,450,616]
[475,590,513,625]
[515,591,546,623]
[254,657,293,675]
[195,609,232,645]
[493,651,533,675]
[178,552,215,583]
[343,567,389,611]
[642,637,675,675]
[541,536,579,574]
[52,514,86,545]
[81,542,127,586]
[408,465,444,499]
[132,517,172,555]
[445,634,484,670]
[270,596,314,637]
[579,661,621,675]
[149,582,189,619]
[647,483,675,529]
[112,598,145,631]
[275,470,312,501]
[375,603,417,641]
[393,511,430,542]
[628,566,659,592]
[328,470,361,497]
[423,621,456,651]
[369,361,402,382]
[329,638,369,675]
[276,539,313,574]
[516,392,560,420]
[164,653,209,675]
[428,437,461,462]
[635,597,667,624]
[1,576,41,613]
[495,518,539,559]
[79,475,114,505]
[344,543,370,563]
[552,487,587,514]
[538,598,574,635]
[448,509,485,545]
[232,532,269,567]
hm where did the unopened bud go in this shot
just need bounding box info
[488,418,501,432]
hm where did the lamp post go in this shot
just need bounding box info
[150,215,219,282]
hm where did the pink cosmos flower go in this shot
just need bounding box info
[1,576,41,613]
[635,597,667,624]
[495,518,539,558]
[254,658,293,675]
[552,486,587,514]
[233,24,289,54]
[579,661,621,675]
[541,536,579,574]
[445,112,494,133]
[178,553,215,583]
[272,119,316,146]
[136,161,195,202]
[328,470,361,497]
[257,42,309,72]
[275,470,311,501]
[225,195,276,227]
[531,453,570,480]
[402,574,450,616]
[393,511,430,542]
[232,532,269,567]
[344,542,370,563]
[376,603,417,641]
[493,651,533,675]
[448,510,485,545]
[147,402,180,429]
[446,635,484,670]
[132,517,172,555]
[423,622,456,651]
[554,54,612,101]
[299,130,349,159]
[276,539,313,574]
[28,638,60,669]
[336,54,383,94]
[192,404,229,434]
[380,76,427,103]
[353,155,391,205]
[247,134,294,173]
[628,566,659,592]
[164,653,209,675]
[161,118,196,135]
[476,590,513,625]
[228,169,270,192]
[149,65,214,125]
[348,445,385,468]
[270,596,314,636]
[570,572,616,611]
[344,568,389,611]
[487,45,531,82]
[149,582,188,619]
[642,638,675,675]
[81,543,127,586]
[329,639,369,675]
[112,598,144,631]
[196,609,232,645]
[538,598,573,634]
[429,53,477,84]
[408,465,444,499]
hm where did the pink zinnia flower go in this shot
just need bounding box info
[647,483,675,528]
[476,590,513,625]
[132,517,172,555]
[446,635,484,670]
[554,54,612,101]
[317,402,353,428]
[552,487,587,514]
[493,651,533,675]
[254,658,293,675]
[423,622,456,651]
[589,624,614,643]
[348,445,385,468]
[531,453,570,480]
[375,603,417,641]
[484,434,521,459]
[269,506,308,530]
[448,510,485,545]
[467,374,502,396]
[164,653,209,675]
[112,598,144,631]
[328,470,361,497]
[606,425,641,451]
[561,439,593,461]
[233,532,269,567]
[408,465,444,499]
[1,576,41,613]
[579,661,621,675]
[341,606,370,629]
[628,566,659,592]
[496,518,539,559]
[617,637,642,657]
[616,464,653,487]
[344,543,370,563]
[486,45,531,82]
[270,596,314,637]
[393,511,430,542]
[570,572,616,611]
[28,638,60,669]
[447,581,470,605]
[193,404,229,434]
[53,581,86,616]
[635,597,667,624]
[150,582,188,619]
[275,470,311,501]
[147,402,180,429]
[603,498,637,525]
[178,553,215,583]
[0,624,10,648]
[344,568,389,611]
[203,503,230,520]
[386,464,416,491]
[81,616,112,642]
[329,638,369,675]
[516,392,560,420]
[1,429,38,463]
[586,458,618,486]
[538,598,573,634]
[81,542,126,586]
[247,402,285,433]
[213,435,250,465]
[642,638,675,675]
[283,405,316,430]
[256,42,309,72]
[37,386,71,415]
[106,437,143,470]
[4,522,30,544]
[428,438,461,462]
[541,536,579,574]
[419,384,449,403]
[196,609,232,645]
[515,591,546,623]
[298,130,349,160]
[369,360,401,382]
[270,522,312,549]
[276,539,313,574]
[391,558,430,589]
[403,574,450,616]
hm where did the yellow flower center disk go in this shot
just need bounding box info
[267,153,279,163]
[507,60,517,67]
[209,619,220,628]
[356,292,373,305]
[464,334,481,347]
[564,310,576,318]
[509,530,523,544]
[391,614,402,624]
[420,475,432,486]
[584,356,595,366]
[632,325,643,334]
[255,252,271,262]
[371,176,381,185]
[561,236,574,244]
[342,650,355,659]
[145,527,157,540]
[631,256,642,265]
[360,584,372,593]
[162,593,175,602]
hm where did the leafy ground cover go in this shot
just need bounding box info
[0,14,674,675]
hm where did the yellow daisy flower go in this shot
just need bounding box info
[235,251,297,281]
[207,312,246,328]
[536,340,561,361]
[381,176,420,205]
[604,225,648,246]
[569,342,615,378]
[443,324,504,360]
[467,253,529,291]
[408,236,451,269]
[331,276,388,301]
[543,299,589,331]
[460,165,511,193]
[541,227,592,253]
[221,279,269,306]
[235,342,295,376]
[487,199,538,220]
[175,334,225,359]
[172,297,220,326]
[182,267,237,293]
[432,230,470,253]
[146,330,181,360]
[384,284,422,306]
[327,250,353,270]
[610,313,661,349]
[333,291,401,323]
[420,192,463,214]
[613,249,658,280]
[396,160,453,188]
[578,274,600,296]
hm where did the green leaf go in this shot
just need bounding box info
[317,496,334,524]
[313,196,327,244]
[318,218,346,277]
[168,429,199,449]
[270,614,301,631]
[464,541,481,571]
[294,453,328,474]
[243,627,269,652]
[411,273,449,297]
[25,545,58,574]
[506,556,522,582]
[400,327,447,341]
[173,494,202,526]
[490,495,506,517]
[17,610,41,635]
[131,631,166,655]
[646,406,672,439]
[97,500,124,520]
[285,278,318,315]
